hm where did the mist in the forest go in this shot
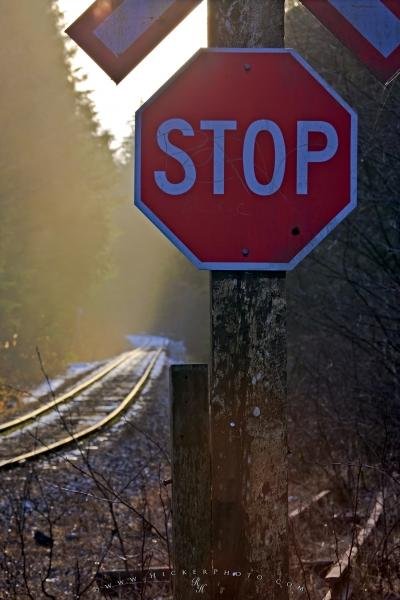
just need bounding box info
[0,0,209,390]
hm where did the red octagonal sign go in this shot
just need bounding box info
[134,49,357,270]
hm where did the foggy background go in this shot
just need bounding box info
[0,0,209,391]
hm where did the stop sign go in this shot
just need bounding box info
[134,49,357,270]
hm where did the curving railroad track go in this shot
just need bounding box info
[0,346,163,470]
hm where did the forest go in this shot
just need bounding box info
[0,0,209,395]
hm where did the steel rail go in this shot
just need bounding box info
[0,348,142,434]
[0,348,162,469]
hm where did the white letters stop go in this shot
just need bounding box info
[154,118,339,196]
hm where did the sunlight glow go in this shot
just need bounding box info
[56,0,207,157]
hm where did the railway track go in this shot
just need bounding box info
[0,349,141,434]
[0,346,163,470]
[0,345,389,598]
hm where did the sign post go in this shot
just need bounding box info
[208,3,287,599]
[133,2,356,598]
[67,1,358,597]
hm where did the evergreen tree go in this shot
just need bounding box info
[0,0,118,385]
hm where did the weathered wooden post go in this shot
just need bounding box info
[131,2,357,599]
[209,273,287,599]
[208,2,288,599]
[171,365,212,600]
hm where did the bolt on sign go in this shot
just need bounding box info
[65,0,202,83]
[300,0,400,84]
[134,49,357,270]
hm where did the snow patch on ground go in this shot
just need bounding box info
[126,333,186,363]
[150,352,168,381]
[67,361,102,377]
[25,361,103,404]
[26,378,65,403]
